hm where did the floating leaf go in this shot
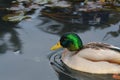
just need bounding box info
[2,11,31,22]
[33,0,51,4]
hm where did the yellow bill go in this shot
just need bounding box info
[50,42,62,50]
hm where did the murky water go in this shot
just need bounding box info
[0,1,120,80]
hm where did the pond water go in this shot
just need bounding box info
[0,1,120,80]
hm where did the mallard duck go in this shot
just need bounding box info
[50,32,120,79]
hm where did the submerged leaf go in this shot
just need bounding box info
[116,7,120,11]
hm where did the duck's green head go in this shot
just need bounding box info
[51,33,83,51]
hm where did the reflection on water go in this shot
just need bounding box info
[39,12,120,36]
[0,27,22,54]
[38,17,120,39]
[37,17,64,34]
[103,25,120,40]
[48,49,115,80]
[0,0,23,54]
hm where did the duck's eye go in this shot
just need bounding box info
[61,40,72,48]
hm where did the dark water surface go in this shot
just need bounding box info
[0,1,120,80]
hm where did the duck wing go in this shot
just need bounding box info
[78,42,120,64]
[84,42,120,52]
